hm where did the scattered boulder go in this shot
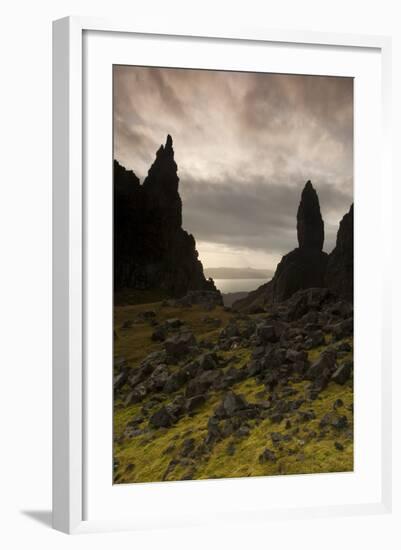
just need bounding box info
[306,349,337,381]
[198,352,218,370]
[164,332,197,358]
[259,448,277,463]
[255,324,276,344]
[149,406,175,428]
[331,318,353,340]
[214,391,248,418]
[151,326,167,342]
[186,394,206,414]
[319,412,348,430]
[331,362,352,385]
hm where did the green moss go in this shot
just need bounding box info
[113,301,353,484]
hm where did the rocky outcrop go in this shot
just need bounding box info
[234,181,328,310]
[325,204,354,302]
[114,135,218,298]
[297,180,324,251]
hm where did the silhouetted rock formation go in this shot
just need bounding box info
[114,135,218,299]
[233,181,330,311]
[297,180,324,251]
[325,204,354,302]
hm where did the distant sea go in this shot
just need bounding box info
[214,278,267,294]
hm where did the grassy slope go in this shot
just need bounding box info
[113,301,353,484]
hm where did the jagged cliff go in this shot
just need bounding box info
[114,135,217,298]
[233,181,352,311]
[325,204,354,302]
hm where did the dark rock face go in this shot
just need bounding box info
[114,135,218,298]
[234,181,329,309]
[270,181,327,302]
[270,247,328,303]
[325,204,354,302]
[297,180,324,251]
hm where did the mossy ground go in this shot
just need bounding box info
[113,301,353,484]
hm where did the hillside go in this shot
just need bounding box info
[113,288,353,483]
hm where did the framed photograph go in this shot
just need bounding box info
[52,17,392,534]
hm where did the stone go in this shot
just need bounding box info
[337,341,352,352]
[185,370,220,398]
[198,352,218,370]
[332,318,353,340]
[151,326,167,342]
[298,410,316,422]
[255,324,276,343]
[163,369,189,394]
[219,321,240,339]
[180,438,195,458]
[165,318,183,329]
[331,362,352,385]
[124,384,147,406]
[164,332,197,358]
[226,442,236,456]
[149,406,175,429]
[215,391,248,418]
[236,426,250,437]
[285,349,307,363]
[146,364,170,391]
[186,394,206,414]
[259,449,277,463]
[319,412,348,430]
[306,349,337,380]
[114,371,128,392]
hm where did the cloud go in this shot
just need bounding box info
[180,176,352,256]
[113,65,353,270]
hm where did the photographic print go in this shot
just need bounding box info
[113,66,354,484]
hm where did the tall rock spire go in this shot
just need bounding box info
[297,180,324,251]
[113,135,218,298]
[143,134,181,229]
[233,181,328,310]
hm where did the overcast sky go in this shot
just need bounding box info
[113,65,353,275]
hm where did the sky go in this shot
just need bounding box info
[113,65,353,278]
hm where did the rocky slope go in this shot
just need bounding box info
[233,181,352,312]
[113,288,353,483]
[114,135,218,298]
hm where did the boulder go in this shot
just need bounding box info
[306,350,337,380]
[332,318,353,340]
[164,332,197,358]
[331,362,353,385]
[149,406,175,429]
[214,391,248,418]
[259,449,277,463]
[186,394,207,414]
[255,324,276,344]
[198,352,218,370]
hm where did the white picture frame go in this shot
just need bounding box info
[52,16,392,534]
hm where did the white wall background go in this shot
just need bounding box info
[0,1,399,548]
